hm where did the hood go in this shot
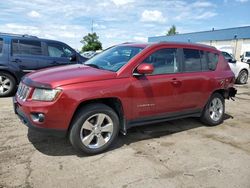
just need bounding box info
[24,64,117,88]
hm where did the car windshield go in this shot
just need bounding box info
[222,52,233,60]
[84,46,144,72]
[245,52,250,57]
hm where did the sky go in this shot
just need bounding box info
[0,0,250,50]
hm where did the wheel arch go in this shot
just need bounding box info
[67,97,125,134]
[239,68,249,74]
[211,87,236,100]
[0,69,19,84]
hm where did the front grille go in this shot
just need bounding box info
[17,82,31,101]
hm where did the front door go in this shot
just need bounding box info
[131,48,182,120]
[42,42,77,69]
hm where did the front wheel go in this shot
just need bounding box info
[236,70,248,84]
[201,93,225,126]
[69,103,119,154]
[0,72,16,97]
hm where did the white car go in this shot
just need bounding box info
[222,51,249,84]
[241,51,250,64]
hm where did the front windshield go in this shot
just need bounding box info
[222,52,233,60]
[245,52,250,57]
[85,46,144,72]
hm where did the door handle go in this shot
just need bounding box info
[171,78,182,86]
[12,58,22,63]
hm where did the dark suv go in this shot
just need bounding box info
[14,42,237,154]
[0,33,86,97]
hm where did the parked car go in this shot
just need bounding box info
[221,51,249,84]
[14,42,237,154]
[241,51,250,63]
[0,33,87,97]
[81,50,103,59]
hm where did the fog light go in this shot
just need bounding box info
[31,113,45,123]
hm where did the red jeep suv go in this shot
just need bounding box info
[14,42,237,154]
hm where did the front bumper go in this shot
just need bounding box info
[13,97,67,137]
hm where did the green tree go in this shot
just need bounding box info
[166,25,178,36]
[81,32,102,52]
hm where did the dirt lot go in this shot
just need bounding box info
[0,83,250,188]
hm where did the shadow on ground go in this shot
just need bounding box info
[27,114,233,157]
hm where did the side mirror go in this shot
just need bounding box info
[228,59,236,63]
[240,55,243,58]
[134,63,154,76]
[69,54,77,62]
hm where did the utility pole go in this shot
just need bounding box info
[91,20,94,33]
[234,34,238,59]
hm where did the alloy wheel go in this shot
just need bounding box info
[80,113,114,149]
[209,98,223,121]
[0,76,11,94]
[240,71,248,84]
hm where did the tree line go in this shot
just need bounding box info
[81,25,178,52]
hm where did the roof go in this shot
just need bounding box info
[0,32,68,44]
[148,26,250,43]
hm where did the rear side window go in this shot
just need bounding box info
[183,49,202,72]
[0,38,3,56]
[12,39,42,56]
[207,52,219,71]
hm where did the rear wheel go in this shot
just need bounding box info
[0,72,16,97]
[69,103,119,154]
[236,70,248,84]
[201,93,225,126]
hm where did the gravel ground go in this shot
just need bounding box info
[0,83,250,188]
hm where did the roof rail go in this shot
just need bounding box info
[157,41,217,49]
[0,32,38,38]
[121,42,135,44]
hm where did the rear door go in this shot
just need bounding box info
[10,39,47,74]
[42,41,77,68]
[176,48,216,110]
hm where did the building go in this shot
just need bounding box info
[148,26,250,60]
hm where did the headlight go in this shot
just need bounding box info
[32,88,61,101]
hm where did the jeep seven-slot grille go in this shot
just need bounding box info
[17,82,31,100]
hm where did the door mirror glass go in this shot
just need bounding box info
[134,63,154,75]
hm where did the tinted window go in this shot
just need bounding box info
[207,52,218,71]
[143,48,179,75]
[12,39,42,56]
[0,38,3,56]
[47,43,74,58]
[200,50,208,71]
[245,52,250,57]
[183,49,202,72]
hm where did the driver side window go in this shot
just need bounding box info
[143,48,180,75]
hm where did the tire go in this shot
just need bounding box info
[69,103,120,155]
[0,71,16,97]
[236,70,248,84]
[201,93,225,126]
